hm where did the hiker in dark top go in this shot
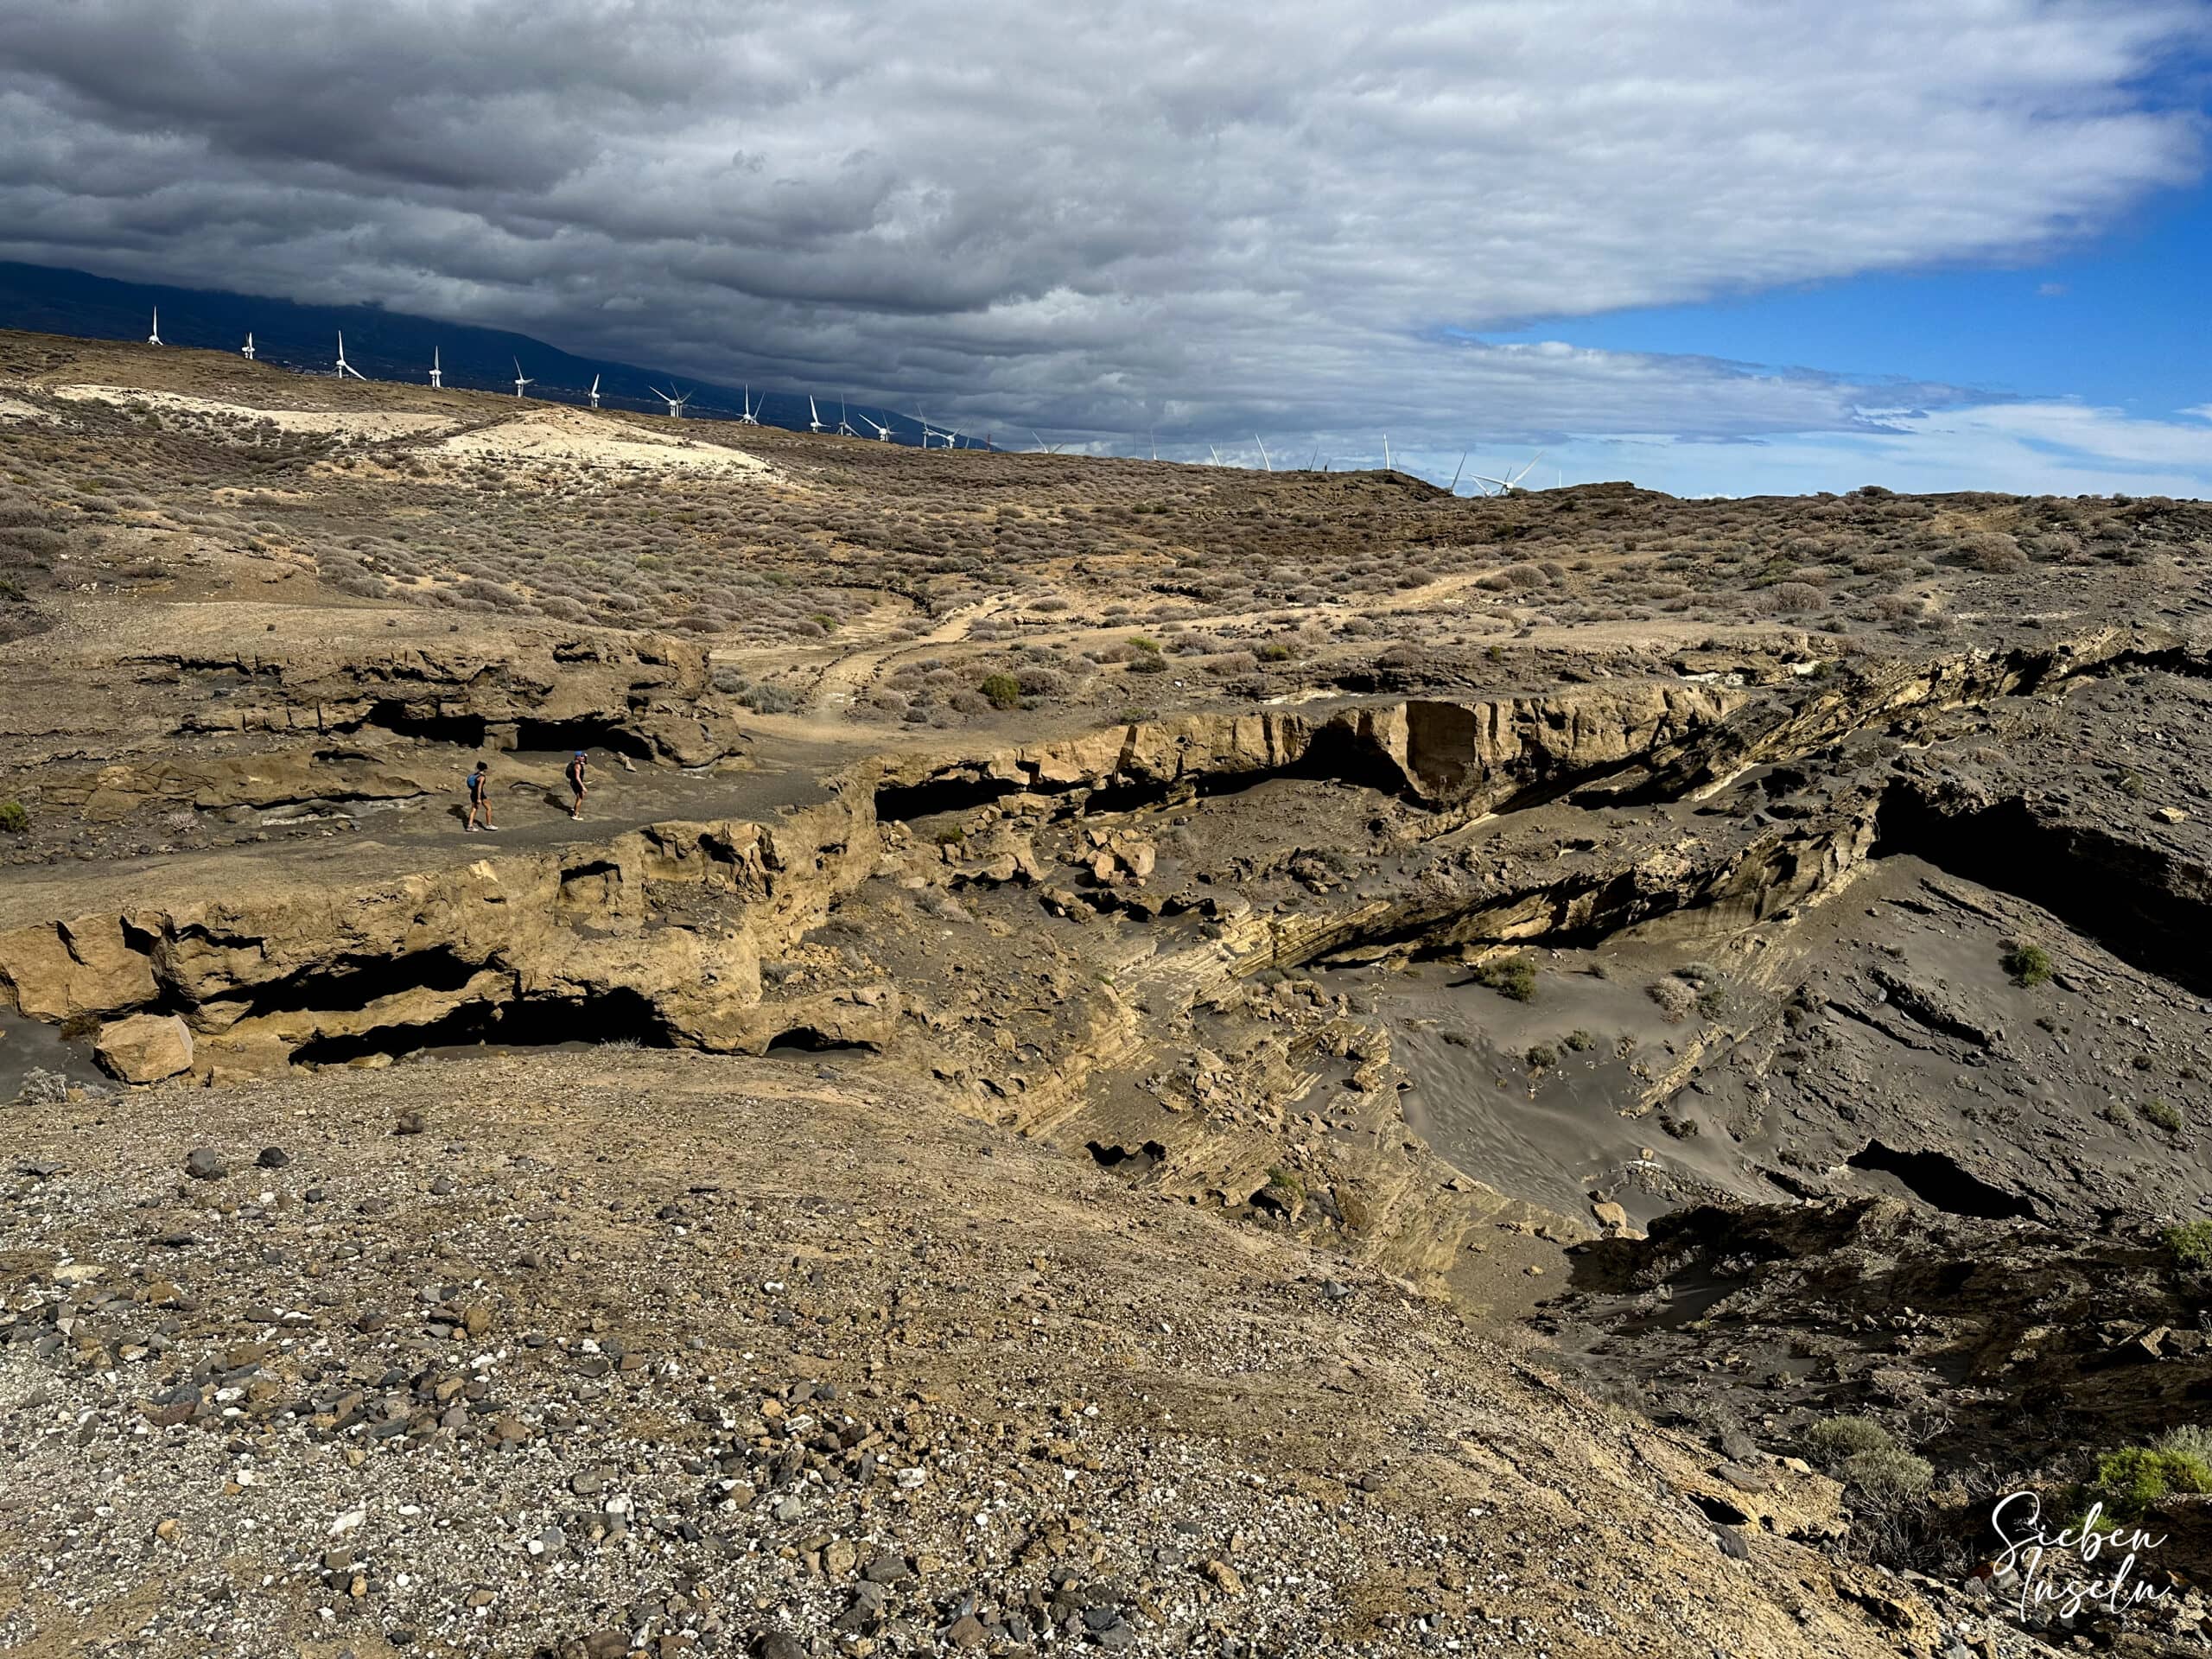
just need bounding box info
[465,760,496,832]
[565,750,589,820]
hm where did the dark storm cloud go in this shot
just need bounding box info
[0,0,2203,454]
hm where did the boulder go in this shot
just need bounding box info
[94,1014,194,1084]
[0,913,158,1021]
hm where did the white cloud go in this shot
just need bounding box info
[1407,401,2212,500]
[0,0,2203,485]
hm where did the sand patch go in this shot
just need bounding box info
[47,385,453,441]
[429,406,775,478]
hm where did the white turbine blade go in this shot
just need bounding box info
[1448,452,1466,493]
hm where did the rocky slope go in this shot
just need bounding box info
[7,334,2212,1655]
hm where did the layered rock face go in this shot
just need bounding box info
[0,788,884,1071]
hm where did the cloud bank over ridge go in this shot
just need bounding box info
[0,1,2204,488]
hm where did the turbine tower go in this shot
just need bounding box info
[587,374,600,410]
[429,347,442,390]
[334,332,365,380]
[512,359,534,399]
[862,415,893,442]
[239,332,255,362]
[652,385,691,418]
[736,385,760,426]
[836,401,858,438]
[146,308,162,346]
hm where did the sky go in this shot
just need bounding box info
[0,0,2208,497]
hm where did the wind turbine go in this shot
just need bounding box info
[587,373,600,409]
[1255,435,1272,473]
[239,332,255,362]
[512,359,534,399]
[334,332,365,380]
[428,347,442,390]
[836,401,858,438]
[1207,443,1222,466]
[1382,435,1392,474]
[807,396,826,434]
[1031,429,1067,454]
[1448,452,1466,493]
[1470,453,1547,496]
[652,385,691,418]
[736,385,760,426]
[862,414,893,442]
[147,308,162,346]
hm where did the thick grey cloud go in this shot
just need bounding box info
[0,0,2203,465]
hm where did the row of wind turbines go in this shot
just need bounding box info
[181,308,971,448]
[151,308,1556,489]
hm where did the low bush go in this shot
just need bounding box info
[1470,955,1535,1001]
[2003,941,2053,987]
[2165,1219,2212,1270]
[1805,1415,1896,1465]
[2082,1445,2212,1522]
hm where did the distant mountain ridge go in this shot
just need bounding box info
[0,260,941,445]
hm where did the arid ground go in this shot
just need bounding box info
[4,331,2212,1657]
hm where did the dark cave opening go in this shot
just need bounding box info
[290,987,672,1065]
[1086,1139,1168,1174]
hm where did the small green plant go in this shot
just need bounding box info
[1265,1166,1306,1201]
[1127,634,1161,652]
[1255,642,1294,663]
[1117,706,1156,722]
[2003,941,2053,988]
[0,798,26,834]
[1524,1044,1557,1071]
[2082,1445,2212,1522]
[1563,1028,1594,1052]
[2140,1097,2185,1134]
[2154,1425,2212,1465]
[1125,652,1166,674]
[1470,955,1536,1002]
[1804,1414,1897,1465]
[2164,1219,2212,1270]
[1842,1446,1935,1503]
[932,823,967,847]
[810,613,837,632]
[979,672,1022,709]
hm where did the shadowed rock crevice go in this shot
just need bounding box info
[289,985,672,1064]
[1845,1141,2036,1220]
[1872,785,2212,996]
